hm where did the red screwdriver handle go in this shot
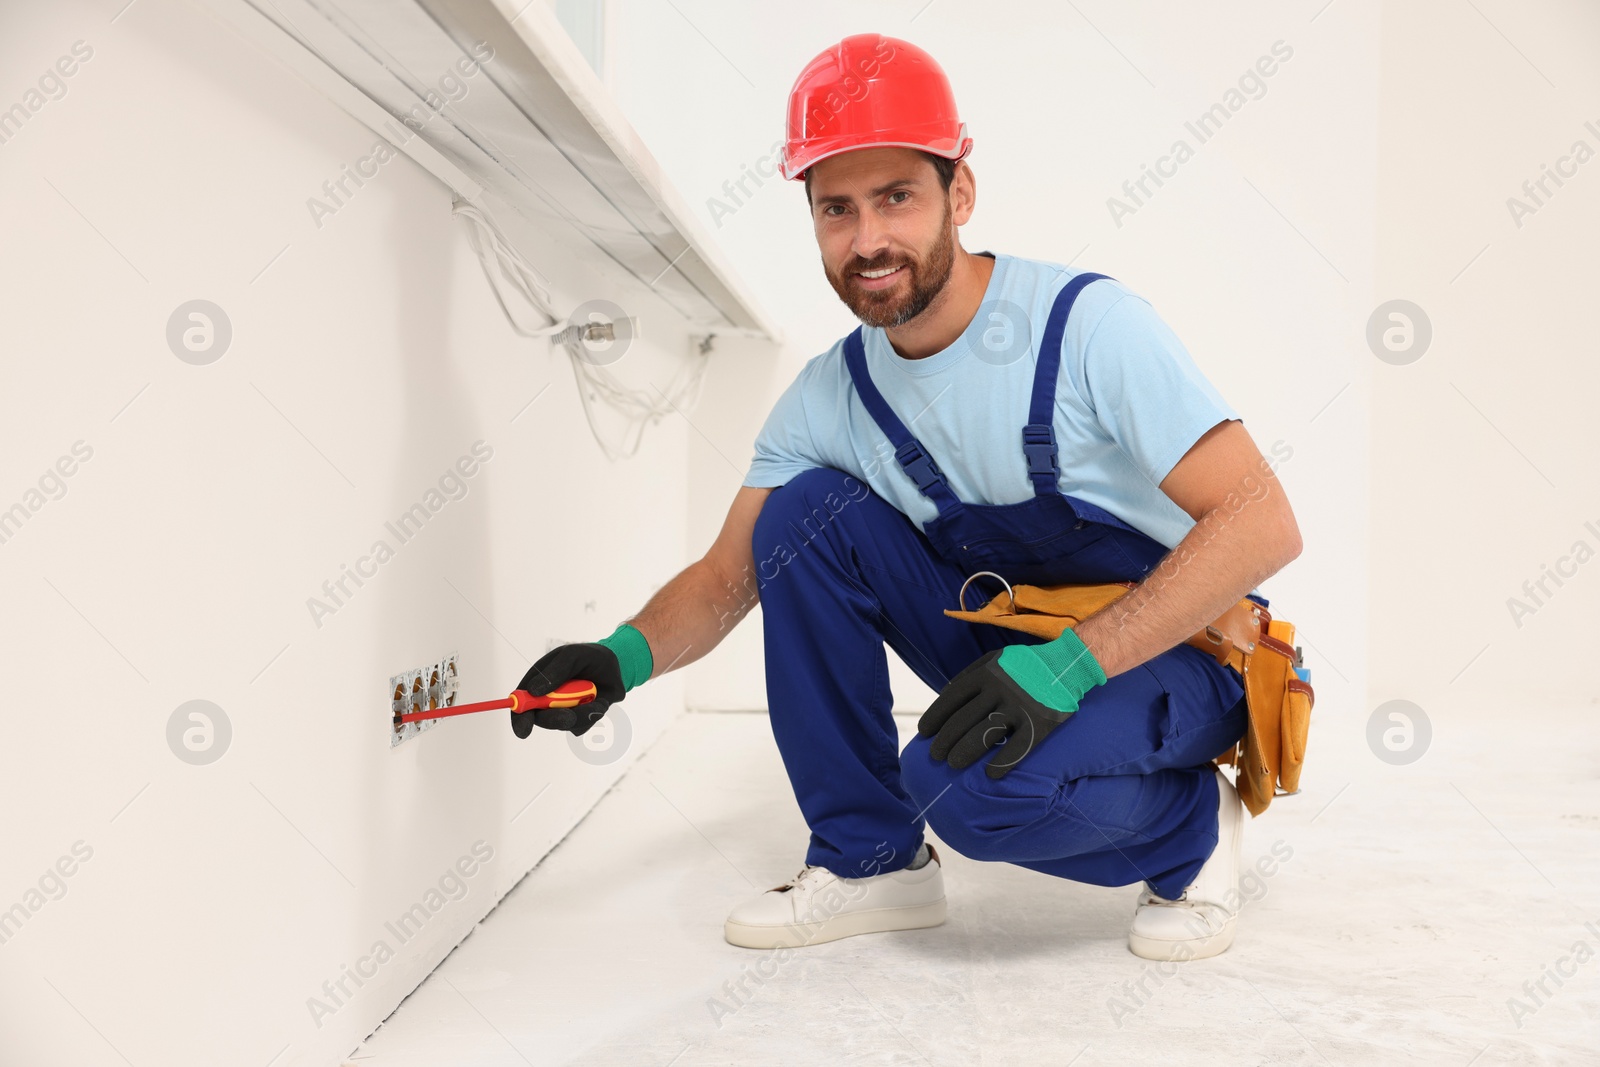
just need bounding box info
[394,679,597,725]
[510,679,598,712]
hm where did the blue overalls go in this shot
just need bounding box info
[752,273,1253,900]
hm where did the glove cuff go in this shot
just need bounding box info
[598,623,653,691]
[1000,628,1106,712]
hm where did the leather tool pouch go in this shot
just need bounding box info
[944,578,1314,817]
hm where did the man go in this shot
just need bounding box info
[510,33,1302,962]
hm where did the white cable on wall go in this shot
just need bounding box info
[452,199,710,461]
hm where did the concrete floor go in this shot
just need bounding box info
[352,702,1599,1066]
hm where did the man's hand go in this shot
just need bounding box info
[918,629,1107,779]
[511,642,625,738]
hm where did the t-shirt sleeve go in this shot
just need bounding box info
[743,365,825,488]
[1079,294,1241,487]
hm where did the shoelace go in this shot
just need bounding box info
[1142,884,1194,906]
[771,864,832,893]
[1144,886,1235,918]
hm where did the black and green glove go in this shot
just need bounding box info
[918,629,1107,779]
[510,623,653,738]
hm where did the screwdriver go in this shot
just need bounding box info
[394,679,597,725]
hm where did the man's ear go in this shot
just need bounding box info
[950,161,976,226]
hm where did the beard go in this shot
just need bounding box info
[824,201,957,329]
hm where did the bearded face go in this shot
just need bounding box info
[823,196,956,329]
[809,148,961,330]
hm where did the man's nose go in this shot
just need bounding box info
[851,206,894,264]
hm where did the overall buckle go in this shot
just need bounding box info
[894,440,945,492]
[1022,423,1058,478]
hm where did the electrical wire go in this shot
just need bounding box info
[452,199,710,460]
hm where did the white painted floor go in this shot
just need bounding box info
[352,703,1598,1066]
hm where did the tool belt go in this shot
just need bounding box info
[945,576,1313,817]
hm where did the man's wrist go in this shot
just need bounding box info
[597,623,653,691]
[999,628,1106,712]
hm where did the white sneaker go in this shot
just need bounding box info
[1127,767,1243,961]
[723,844,947,949]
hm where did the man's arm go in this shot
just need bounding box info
[1073,419,1302,679]
[625,485,773,679]
[509,485,773,737]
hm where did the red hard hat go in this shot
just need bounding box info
[781,33,972,182]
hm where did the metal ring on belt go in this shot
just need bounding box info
[957,570,1014,613]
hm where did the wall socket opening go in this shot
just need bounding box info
[390,652,461,748]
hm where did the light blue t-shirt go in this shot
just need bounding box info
[743,252,1241,553]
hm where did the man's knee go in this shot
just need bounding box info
[750,468,878,588]
[900,734,1060,863]
[753,468,872,547]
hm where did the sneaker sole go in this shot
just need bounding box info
[723,898,947,950]
[1127,916,1238,962]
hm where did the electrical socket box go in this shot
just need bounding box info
[390,652,461,749]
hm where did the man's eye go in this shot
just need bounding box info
[888,191,910,204]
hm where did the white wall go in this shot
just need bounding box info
[611,1,1378,728]
[1371,0,1600,714]
[0,2,706,1064]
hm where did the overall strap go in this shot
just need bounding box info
[1025,272,1114,496]
[843,327,963,515]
